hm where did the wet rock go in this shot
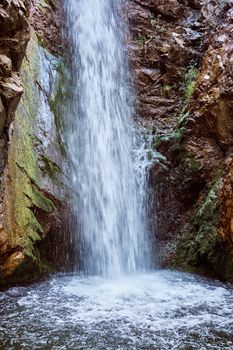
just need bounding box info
[2,251,25,278]
[219,156,233,245]
[0,0,30,68]
[135,0,185,19]
[127,0,233,281]
[126,1,153,36]
[0,0,29,35]
[125,0,203,134]
[0,0,71,287]
[0,30,71,286]
[30,0,64,56]
[0,97,6,135]
[0,54,12,77]
[0,0,30,180]
[0,73,23,124]
[0,228,8,256]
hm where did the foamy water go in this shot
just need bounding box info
[1,271,233,349]
[2,2,231,349]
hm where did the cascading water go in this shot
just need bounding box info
[64,0,151,276]
[2,2,233,349]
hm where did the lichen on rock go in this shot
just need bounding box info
[0,30,69,286]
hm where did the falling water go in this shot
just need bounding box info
[2,3,233,349]
[64,0,151,276]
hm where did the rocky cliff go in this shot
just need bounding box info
[0,0,70,287]
[126,0,233,282]
[1,0,233,286]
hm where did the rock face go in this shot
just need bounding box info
[126,0,233,281]
[30,0,64,56]
[0,0,30,174]
[0,0,30,285]
[1,0,233,285]
[0,0,70,286]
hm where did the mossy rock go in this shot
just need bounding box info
[172,178,233,282]
[1,32,65,286]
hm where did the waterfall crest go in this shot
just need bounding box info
[64,0,151,276]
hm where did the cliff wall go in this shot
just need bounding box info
[126,0,233,282]
[1,0,233,285]
[0,0,70,286]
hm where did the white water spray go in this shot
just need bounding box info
[2,4,233,350]
[65,0,151,276]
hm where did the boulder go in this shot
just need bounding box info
[0,73,23,124]
[0,54,12,77]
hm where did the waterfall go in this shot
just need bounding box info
[64,0,151,276]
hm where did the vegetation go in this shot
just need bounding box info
[183,66,198,102]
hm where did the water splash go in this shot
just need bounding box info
[64,0,151,276]
[1,271,233,349]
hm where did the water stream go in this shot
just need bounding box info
[64,0,151,276]
[1,1,233,349]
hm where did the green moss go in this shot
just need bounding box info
[168,110,190,149]
[152,66,198,153]
[183,67,198,102]
[3,33,59,281]
[152,134,169,149]
[39,155,61,180]
[38,0,56,12]
[158,67,198,151]
[166,68,198,147]
[32,46,64,179]
[152,112,189,151]
[188,155,202,171]
[172,177,233,281]
[31,186,55,213]
[1,254,54,287]
[175,111,189,131]
[179,152,202,175]
[160,84,172,95]
[48,59,72,155]
[136,34,146,47]
[196,186,218,221]
[35,32,46,50]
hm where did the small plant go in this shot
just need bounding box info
[149,12,156,20]
[39,155,61,180]
[152,134,164,149]
[184,66,198,102]
[136,34,146,47]
[160,84,172,95]
[159,25,169,33]
[175,111,189,131]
